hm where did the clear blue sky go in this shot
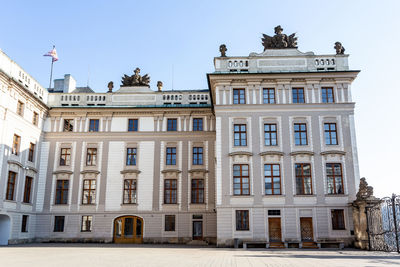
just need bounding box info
[1,0,399,197]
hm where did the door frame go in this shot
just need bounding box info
[300,217,314,241]
[268,217,282,242]
[113,215,144,244]
[192,220,203,240]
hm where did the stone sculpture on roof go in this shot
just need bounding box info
[262,25,298,50]
[356,177,374,200]
[121,67,150,87]
[334,42,345,55]
[219,44,227,57]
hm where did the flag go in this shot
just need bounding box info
[43,46,58,62]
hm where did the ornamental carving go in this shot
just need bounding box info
[356,177,374,200]
[262,25,298,50]
[334,42,345,55]
[121,67,150,87]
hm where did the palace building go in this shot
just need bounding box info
[0,27,360,248]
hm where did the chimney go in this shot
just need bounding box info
[63,74,76,93]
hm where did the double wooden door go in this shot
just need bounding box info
[268,218,282,242]
[114,216,143,244]
[300,217,314,241]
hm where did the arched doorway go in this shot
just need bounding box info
[0,214,10,245]
[113,216,143,244]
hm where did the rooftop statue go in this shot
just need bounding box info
[107,81,113,92]
[334,42,345,55]
[262,25,298,50]
[121,67,150,87]
[219,44,227,57]
[356,177,374,200]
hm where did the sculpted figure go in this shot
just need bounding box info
[107,81,113,92]
[121,67,150,86]
[356,177,374,200]
[334,42,345,54]
[219,44,227,57]
[262,25,298,50]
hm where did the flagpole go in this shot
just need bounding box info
[49,59,54,89]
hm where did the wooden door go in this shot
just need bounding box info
[192,221,203,240]
[268,218,282,242]
[300,217,314,241]
[114,216,143,244]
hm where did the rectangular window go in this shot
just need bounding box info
[89,119,99,132]
[264,124,277,146]
[21,215,28,232]
[28,143,35,162]
[23,176,33,203]
[17,101,24,116]
[164,215,175,231]
[166,147,176,165]
[55,180,69,204]
[164,179,177,204]
[331,209,345,230]
[32,112,39,126]
[12,134,21,155]
[6,171,17,200]
[193,118,203,131]
[128,119,138,132]
[321,87,335,103]
[86,148,97,166]
[191,179,204,204]
[233,164,250,195]
[167,119,177,131]
[324,123,338,145]
[295,163,313,195]
[126,148,137,166]
[82,179,96,204]
[123,179,137,204]
[292,88,305,103]
[233,89,246,104]
[234,124,247,146]
[268,210,281,216]
[63,119,74,132]
[81,215,93,232]
[54,216,65,232]
[192,147,203,165]
[264,164,281,195]
[263,88,275,104]
[294,123,307,145]
[236,210,249,231]
[326,163,344,194]
[59,148,71,166]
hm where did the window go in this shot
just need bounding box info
[126,148,137,166]
[321,87,335,103]
[54,216,65,232]
[191,179,204,204]
[21,215,28,232]
[263,88,275,104]
[233,89,246,104]
[164,179,177,204]
[294,123,307,145]
[234,124,247,146]
[236,210,249,231]
[166,147,176,165]
[32,112,39,126]
[295,163,312,195]
[81,215,93,232]
[233,164,250,195]
[264,124,277,146]
[6,171,17,200]
[326,163,344,194]
[264,164,281,195]
[23,176,33,203]
[324,123,338,145]
[63,119,73,132]
[192,147,203,165]
[86,148,97,166]
[17,101,24,116]
[55,180,69,204]
[128,119,138,132]
[123,179,137,204]
[89,119,99,132]
[292,88,305,103]
[59,148,71,166]
[12,134,21,155]
[28,143,35,162]
[193,118,203,131]
[331,209,345,230]
[164,215,175,231]
[82,179,96,204]
[167,119,177,131]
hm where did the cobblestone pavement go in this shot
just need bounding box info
[0,244,399,267]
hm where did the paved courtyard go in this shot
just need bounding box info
[0,244,399,267]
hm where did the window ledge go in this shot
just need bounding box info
[120,169,141,174]
[294,195,315,197]
[290,151,314,156]
[188,169,208,173]
[161,169,181,174]
[53,170,73,175]
[81,170,100,174]
[228,151,253,157]
[121,203,138,206]
[263,194,285,198]
[231,195,254,198]
[7,160,23,168]
[259,151,284,157]
[320,150,346,156]
[325,194,348,197]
